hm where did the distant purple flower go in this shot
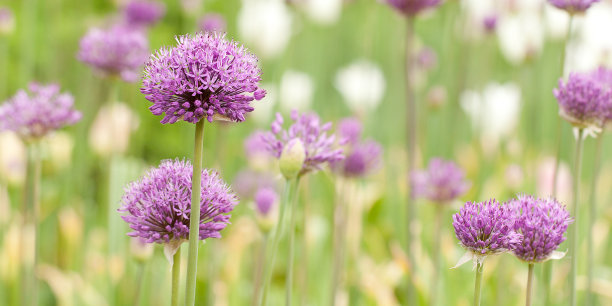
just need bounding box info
[453,199,522,256]
[385,0,441,17]
[590,67,612,124]
[483,15,498,33]
[416,47,437,71]
[254,187,277,216]
[124,0,166,27]
[232,170,278,200]
[141,32,266,124]
[547,0,600,14]
[509,195,572,263]
[411,158,470,203]
[337,117,363,146]
[0,83,81,140]
[554,72,610,131]
[199,13,227,32]
[119,159,237,244]
[245,131,270,160]
[0,7,15,35]
[260,110,344,176]
[332,117,382,178]
[78,24,149,82]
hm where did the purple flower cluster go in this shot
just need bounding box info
[119,159,237,244]
[260,110,344,177]
[547,0,600,14]
[199,14,227,33]
[254,187,277,216]
[141,32,266,124]
[385,0,441,17]
[453,200,521,256]
[591,67,612,124]
[411,158,470,203]
[332,118,382,178]
[509,195,572,263]
[124,0,166,28]
[554,71,611,131]
[0,83,81,140]
[78,25,149,82]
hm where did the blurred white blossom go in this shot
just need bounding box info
[0,132,25,185]
[568,2,612,72]
[89,102,139,157]
[238,0,293,59]
[279,70,314,112]
[497,11,544,64]
[298,0,343,25]
[334,59,386,115]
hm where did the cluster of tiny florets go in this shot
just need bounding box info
[554,71,611,131]
[411,158,470,203]
[331,118,382,178]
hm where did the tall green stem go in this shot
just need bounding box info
[474,262,484,306]
[586,133,604,305]
[185,120,205,306]
[285,177,300,306]
[260,178,297,306]
[171,247,182,306]
[526,264,534,306]
[404,16,417,305]
[252,234,268,306]
[21,142,41,306]
[430,204,443,306]
[331,179,347,305]
[569,128,584,306]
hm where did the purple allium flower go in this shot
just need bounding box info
[78,24,149,82]
[339,140,383,178]
[0,83,81,141]
[0,7,15,35]
[453,199,522,256]
[232,170,278,200]
[385,0,441,17]
[245,131,270,160]
[141,32,266,124]
[119,159,237,244]
[260,110,344,176]
[590,67,612,124]
[337,117,363,146]
[124,0,166,28]
[554,72,610,131]
[411,158,470,203]
[483,15,498,33]
[547,0,600,14]
[254,187,277,216]
[509,195,573,263]
[199,13,227,32]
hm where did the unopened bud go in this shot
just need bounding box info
[279,138,305,180]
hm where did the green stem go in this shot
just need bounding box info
[586,133,604,305]
[569,128,584,306]
[252,234,268,306]
[526,264,534,306]
[404,16,417,306]
[260,178,296,306]
[185,120,205,306]
[21,142,41,306]
[285,178,300,306]
[430,204,443,306]
[171,247,182,306]
[474,262,484,306]
[331,178,347,305]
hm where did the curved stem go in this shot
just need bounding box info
[586,133,604,305]
[474,262,484,306]
[526,264,534,306]
[171,247,182,306]
[285,178,300,306]
[569,128,584,306]
[185,120,205,306]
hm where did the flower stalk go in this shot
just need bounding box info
[21,142,41,306]
[285,177,300,306]
[568,128,584,306]
[526,263,534,306]
[474,262,484,306]
[171,247,182,306]
[586,133,604,305]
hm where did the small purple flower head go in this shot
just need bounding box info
[0,83,81,141]
[453,199,522,256]
[483,15,498,33]
[590,67,612,125]
[554,72,610,132]
[547,0,600,14]
[78,24,149,82]
[411,158,470,203]
[260,110,344,177]
[339,140,383,178]
[337,117,363,146]
[141,32,266,124]
[509,195,573,263]
[254,187,277,216]
[119,159,237,244]
[245,131,270,160]
[385,0,441,17]
[0,7,15,35]
[124,0,166,28]
[199,13,227,33]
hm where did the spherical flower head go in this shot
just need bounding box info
[260,110,344,177]
[124,0,166,28]
[590,67,612,125]
[141,32,266,124]
[385,0,441,17]
[554,72,610,133]
[337,117,363,146]
[119,159,238,244]
[483,15,498,33]
[0,7,15,35]
[453,199,522,256]
[339,140,383,178]
[199,13,227,32]
[254,187,277,216]
[547,0,600,14]
[78,24,149,82]
[509,195,573,263]
[411,158,470,203]
[0,83,81,141]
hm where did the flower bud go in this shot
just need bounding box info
[279,138,305,180]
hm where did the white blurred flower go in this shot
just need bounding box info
[461,0,497,39]
[334,59,386,115]
[279,70,314,112]
[89,102,139,157]
[461,82,521,151]
[567,2,612,72]
[497,11,544,64]
[45,132,74,171]
[238,0,293,59]
[0,132,25,185]
[250,83,277,126]
[544,5,570,40]
[298,0,343,25]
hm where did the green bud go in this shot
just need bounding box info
[279,138,305,180]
